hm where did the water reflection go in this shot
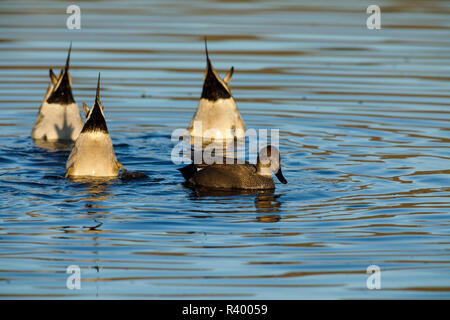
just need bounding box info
[32,139,74,151]
[68,176,117,186]
[254,193,282,214]
[68,178,116,215]
[186,185,284,215]
[256,215,280,223]
[186,185,275,198]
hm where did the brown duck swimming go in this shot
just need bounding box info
[179,145,287,190]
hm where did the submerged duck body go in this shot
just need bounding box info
[65,74,124,178]
[187,39,245,142]
[179,145,287,190]
[31,44,84,142]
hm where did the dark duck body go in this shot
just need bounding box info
[179,145,287,190]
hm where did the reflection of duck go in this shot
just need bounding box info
[188,187,275,198]
[255,193,282,212]
[81,179,113,203]
[187,38,245,143]
[31,43,84,143]
[179,145,287,190]
[65,74,125,178]
[255,193,282,222]
[32,139,75,151]
[256,215,281,223]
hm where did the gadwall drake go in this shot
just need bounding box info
[179,145,287,190]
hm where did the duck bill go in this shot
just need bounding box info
[275,168,287,184]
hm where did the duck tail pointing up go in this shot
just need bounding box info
[95,73,101,103]
[204,36,211,67]
[65,42,72,72]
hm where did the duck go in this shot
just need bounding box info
[31,43,84,142]
[186,38,245,143]
[65,74,125,178]
[179,145,287,190]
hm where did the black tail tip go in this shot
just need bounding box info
[96,73,101,100]
[65,42,72,70]
[204,36,210,62]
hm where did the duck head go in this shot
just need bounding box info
[46,43,75,105]
[80,73,108,134]
[256,145,287,184]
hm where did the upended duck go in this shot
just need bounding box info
[65,74,125,178]
[186,39,245,142]
[179,145,287,190]
[31,43,84,142]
